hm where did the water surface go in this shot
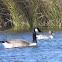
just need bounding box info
[0,28,62,62]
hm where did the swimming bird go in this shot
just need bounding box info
[0,28,41,48]
[36,31,53,39]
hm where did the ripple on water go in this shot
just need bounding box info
[0,31,62,62]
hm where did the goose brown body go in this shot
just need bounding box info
[36,31,53,39]
[6,39,31,47]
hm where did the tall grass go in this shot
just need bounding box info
[2,0,21,28]
[40,0,62,27]
[1,0,62,29]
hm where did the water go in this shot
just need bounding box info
[0,29,62,62]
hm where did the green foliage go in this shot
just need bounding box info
[2,0,21,28]
[40,0,62,27]
[0,0,62,29]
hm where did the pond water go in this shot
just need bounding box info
[0,28,62,62]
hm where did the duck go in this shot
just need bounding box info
[0,28,41,48]
[36,31,54,39]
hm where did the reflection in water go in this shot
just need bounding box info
[0,28,62,62]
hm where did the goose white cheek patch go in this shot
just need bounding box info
[35,28,38,32]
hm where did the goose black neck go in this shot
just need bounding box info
[33,31,37,43]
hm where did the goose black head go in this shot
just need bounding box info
[49,31,53,35]
[34,28,42,33]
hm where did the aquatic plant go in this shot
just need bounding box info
[0,0,62,29]
[40,0,62,27]
[2,0,21,28]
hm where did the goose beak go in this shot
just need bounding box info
[39,31,43,33]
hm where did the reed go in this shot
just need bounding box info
[1,0,62,29]
[40,0,62,27]
[2,0,21,28]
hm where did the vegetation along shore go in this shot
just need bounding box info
[0,0,62,30]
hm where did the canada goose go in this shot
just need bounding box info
[36,31,53,39]
[0,28,41,48]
